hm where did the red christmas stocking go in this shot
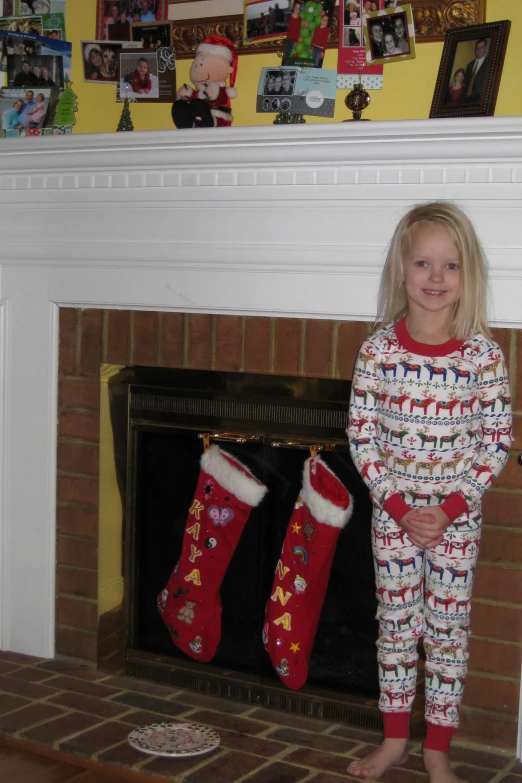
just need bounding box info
[264,455,353,690]
[158,444,267,663]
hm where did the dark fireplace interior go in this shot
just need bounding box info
[109,367,380,722]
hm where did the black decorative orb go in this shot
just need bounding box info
[344,82,371,121]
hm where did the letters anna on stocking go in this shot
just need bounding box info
[264,455,353,690]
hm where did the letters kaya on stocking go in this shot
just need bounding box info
[158,445,267,662]
[264,455,353,690]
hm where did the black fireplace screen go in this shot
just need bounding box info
[110,367,379,705]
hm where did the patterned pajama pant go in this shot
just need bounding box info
[372,505,481,728]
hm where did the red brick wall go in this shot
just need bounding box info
[57,309,522,750]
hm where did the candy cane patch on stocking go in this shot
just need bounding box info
[264,455,353,690]
[158,444,267,662]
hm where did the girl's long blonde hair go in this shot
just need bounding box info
[376,201,491,339]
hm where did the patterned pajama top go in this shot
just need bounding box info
[347,317,512,524]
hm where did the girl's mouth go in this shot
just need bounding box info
[422,289,446,296]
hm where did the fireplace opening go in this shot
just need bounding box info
[107,367,381,726]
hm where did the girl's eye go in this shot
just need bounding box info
[447,263,460,271]
[414,260,428,267]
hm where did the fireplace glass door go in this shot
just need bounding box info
[111,368,379,705]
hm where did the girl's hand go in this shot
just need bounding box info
[400,508,447,550]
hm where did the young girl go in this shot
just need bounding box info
[446,68,465,105]
[25,92,46,128]
[347,202,512,782]
[128,57,152,94]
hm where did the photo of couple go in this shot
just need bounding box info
[262,69,295,97]
[0,85,51,131]
[444,37,490,106]
[7,53,62,87]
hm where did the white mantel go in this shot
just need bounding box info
[1,117,522,664]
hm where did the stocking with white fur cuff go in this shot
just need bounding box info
[263,455,353,690]
[158,444,267,663]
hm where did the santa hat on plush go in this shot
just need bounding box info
[196,35,238,98]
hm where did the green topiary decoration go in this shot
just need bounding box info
[273,112,306,124]
[117,98,134,132]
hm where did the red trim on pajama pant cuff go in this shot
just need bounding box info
[382,711,410,738]
[424,722,456,752]
[440,492,469,523]
[382,493,411,525]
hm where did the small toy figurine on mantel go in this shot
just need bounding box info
[171,35,238,129]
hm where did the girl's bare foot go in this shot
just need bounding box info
[347,738,409,778]
[423,748,461,782]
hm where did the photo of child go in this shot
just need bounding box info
[25,90,46,126]
[119,50,158,98]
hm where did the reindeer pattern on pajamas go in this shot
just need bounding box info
[348,317,512,727]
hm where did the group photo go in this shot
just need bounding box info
[97,0,166,40]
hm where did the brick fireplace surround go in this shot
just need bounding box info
[56,306,522,754]
[1,119,522,766]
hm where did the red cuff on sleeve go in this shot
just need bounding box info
[440,492,469,523]
[383,493,411,525]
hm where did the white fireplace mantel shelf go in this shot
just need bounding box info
[0,115,522,676]
[2,116,522,171]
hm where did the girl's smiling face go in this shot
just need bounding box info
[403,224,461,319]
[384,33,395,53]
[138,60,149,77]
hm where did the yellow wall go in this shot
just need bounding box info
[71,1,521,129]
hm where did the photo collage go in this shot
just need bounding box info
[0,0,70,136]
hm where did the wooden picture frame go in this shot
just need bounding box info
[96,0,168,42]
[429,20,510,119]
[168,0,485,59]
[130,19,173,48]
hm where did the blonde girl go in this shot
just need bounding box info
[347,202,512,782]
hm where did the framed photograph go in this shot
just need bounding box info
[243,0,291,46]
[429,20,510,118]
[96,0,168,41]
[130,20,172,48]
[81,40,121,83]
[364,3,416,65]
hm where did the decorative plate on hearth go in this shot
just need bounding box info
[127,722,221,758]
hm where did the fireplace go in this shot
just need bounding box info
[0,118,521,752]
[106,364,379,722]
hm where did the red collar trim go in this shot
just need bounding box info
[394,316,465,357]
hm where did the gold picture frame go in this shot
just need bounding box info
[168,0,485,59]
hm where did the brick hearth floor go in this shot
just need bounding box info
[0,651,520,783]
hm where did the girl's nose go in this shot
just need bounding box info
[429,266,443,281]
